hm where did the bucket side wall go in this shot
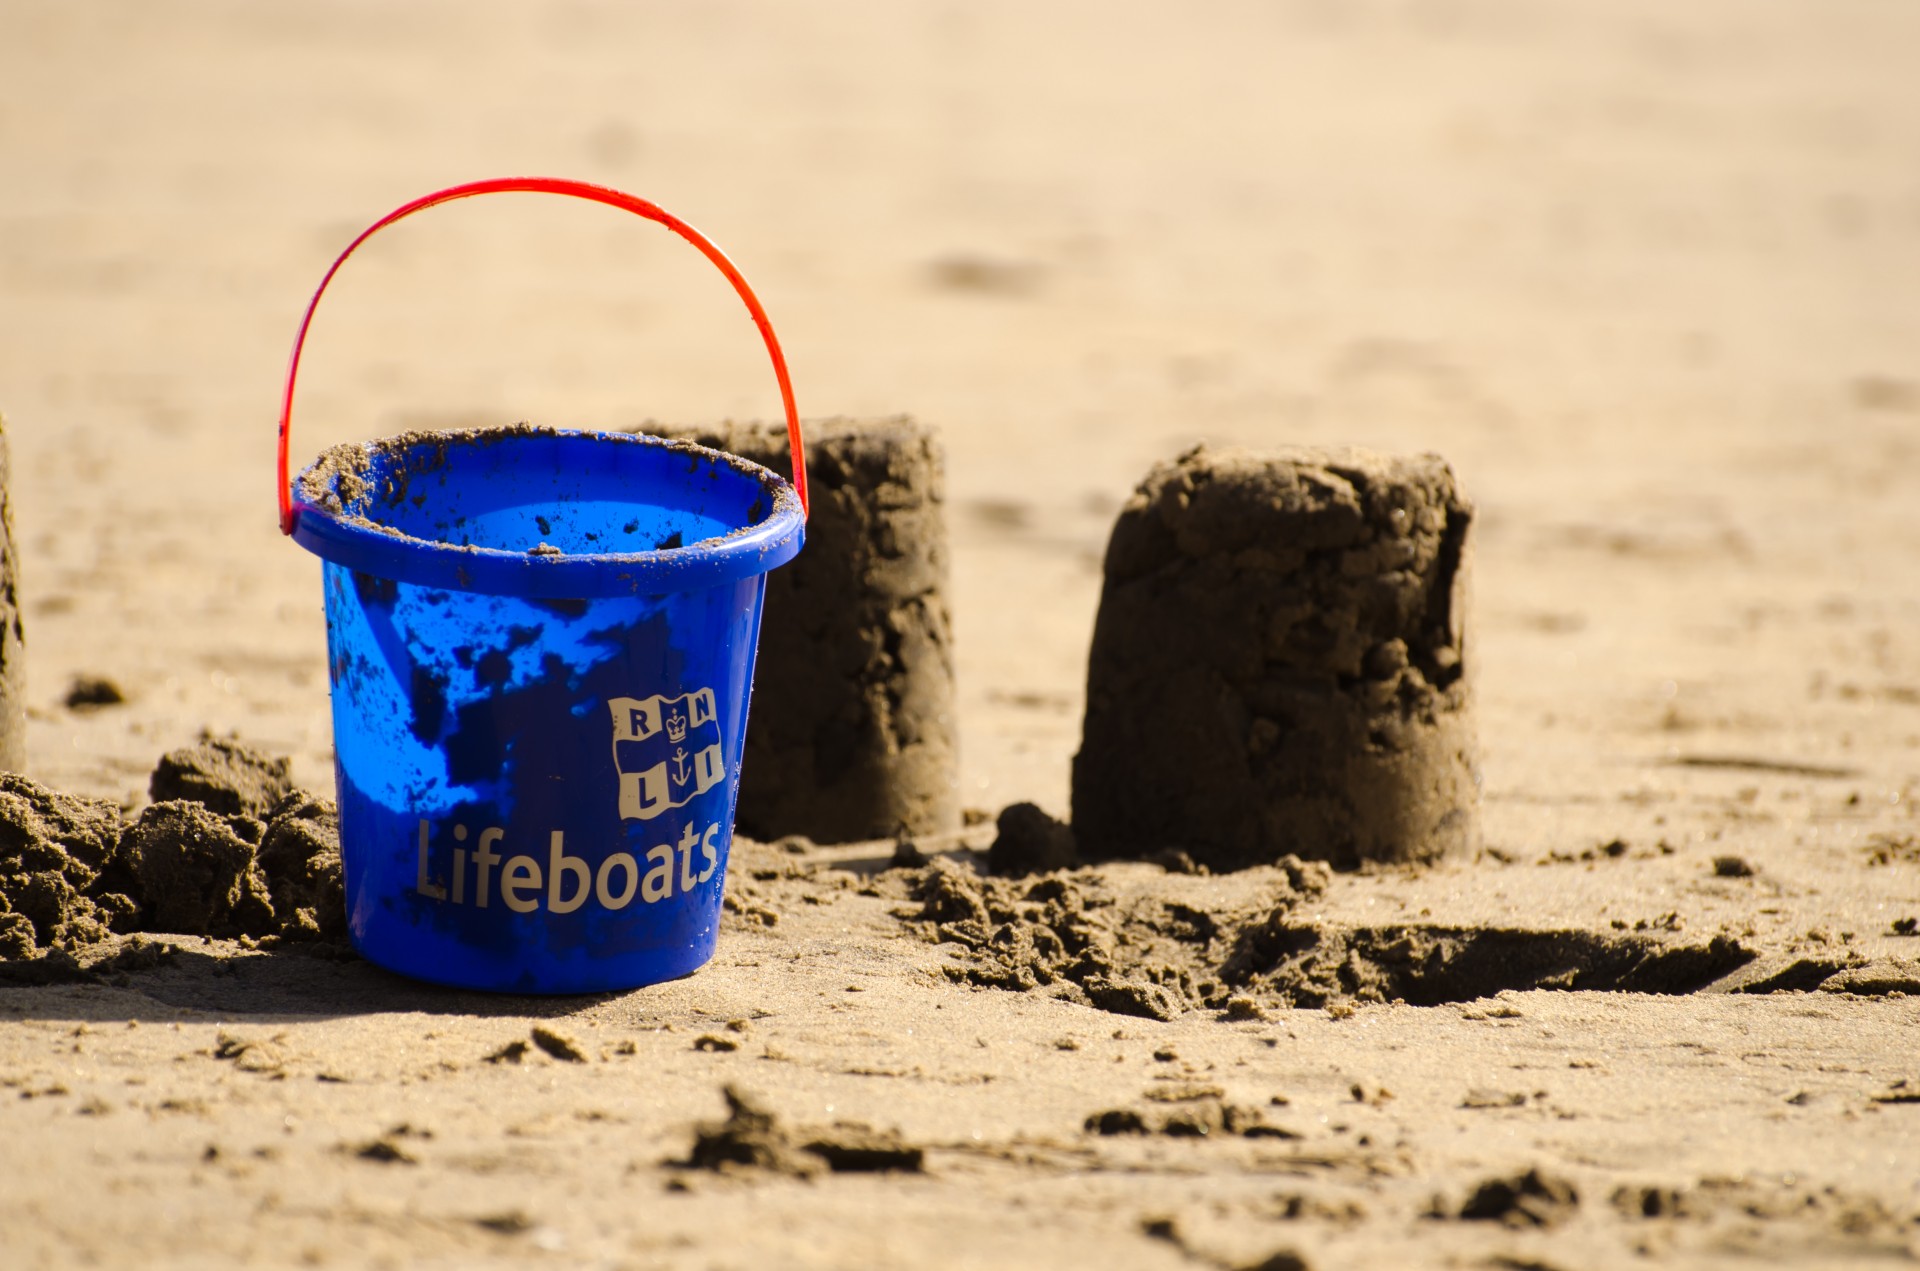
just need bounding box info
[321,560,767,993]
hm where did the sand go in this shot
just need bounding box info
[3,2,1919,1268]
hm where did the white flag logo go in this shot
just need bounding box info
[609,689,725,820]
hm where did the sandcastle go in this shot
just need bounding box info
[1073,444,1478,870]
[659,417,960,845]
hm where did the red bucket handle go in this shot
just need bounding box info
[276,176,808,534]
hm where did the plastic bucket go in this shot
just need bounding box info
[276,179,809,993]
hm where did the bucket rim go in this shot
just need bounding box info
[288,426,804,599]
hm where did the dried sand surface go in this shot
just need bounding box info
[3,3,1919,1267]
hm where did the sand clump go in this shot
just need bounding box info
[678,1085,925,1178]
[986,801,1077,876]
[0,774,135,957]
[1085,1089,1298,1140]
[255,791,346,941]
[896,847,1755,1018]
[1453,1167,1582,1228]
[903,855,1331,1020]
[149,737,294,821]
[63,675,126,710]
[0,747,344,960]
[683,1085,827,1178]
[117,801,276,938]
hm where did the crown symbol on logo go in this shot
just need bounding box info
[664,709,688,744]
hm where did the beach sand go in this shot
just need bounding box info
[2,2,1918,1266]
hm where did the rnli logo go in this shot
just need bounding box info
[609,690,725,820]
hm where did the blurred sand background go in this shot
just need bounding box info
[3,2,1920,1268]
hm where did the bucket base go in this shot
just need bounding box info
[347,926,717,995]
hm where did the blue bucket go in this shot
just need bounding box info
[276,181,811,992]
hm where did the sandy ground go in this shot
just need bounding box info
[4,2,1920,1267]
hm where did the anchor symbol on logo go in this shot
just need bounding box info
[669,747,692,788]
